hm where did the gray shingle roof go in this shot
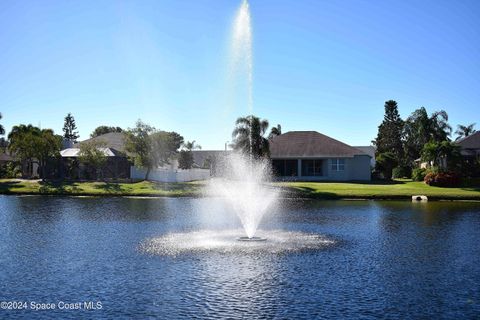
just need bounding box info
[191,150,230,168]
[73,132,127,154]
[455,131,480,150]
[270,131,368,158]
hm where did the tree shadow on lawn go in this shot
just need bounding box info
[0,180,22,192]
[282,186,340,199]
[150,182,202,194]
[93,182,123,193]
[348,179,406,185]
[460,186,480,193]
[39,181,82,194]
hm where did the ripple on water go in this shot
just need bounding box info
[139,229,335,256]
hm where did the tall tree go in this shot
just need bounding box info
[79,140,107,180]
[8,124,40,177]
[178,140,201,170]
[455,123,476,140]
[124,120,184,180]
[403,107,451,164]
[8,125,61,179]
[150,131,184,167]
[268,124,282,139]
[63,113,79,142]
[372,100,404,162]
[36,129,62,180]
[231,115,270,159]
[90,126,123,138]
[124,120,155,180]
[0,112,5,136]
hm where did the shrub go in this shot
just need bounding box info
[392,166,412,179]
[0,162,21,178]
[412,168,427,181]
[424,171,461,187]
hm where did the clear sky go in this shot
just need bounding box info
[0,0,479,149]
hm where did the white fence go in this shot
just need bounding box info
[130,167,211,182]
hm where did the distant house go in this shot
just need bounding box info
[270,131,371,181]
[456,131,480,159]
[353,146,376,168]
[60,132,131,179]
[191,150,232,176]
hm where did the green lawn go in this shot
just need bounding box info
[0,179,204,197]
[0,178,479,200]
[277,179,480,200]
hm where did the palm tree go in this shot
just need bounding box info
[0,112,5,135]
[183,140,201,151]
[231,115,270,158]
[268,124,282,139]
[455,123,476,140]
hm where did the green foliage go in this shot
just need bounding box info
[455,123,476,140]
[373,100,404,162]
[231,115,270,159]
[90,126,123,138]
[8,125,61,179]
[63,113,79,142]
[177,140,201,170]
[151,131,184,167]
[79,140,108,180]
[421,140,461,170]
[412,167,427,181]
[403,107,451,165]
[268,124,282,139]
[0,112,5,136]
[124,120,184,180]
[392,166,411,179]
[375,152,398,180]
[125,120,155,179]
[0,162,21,178]
[178,150,194,169]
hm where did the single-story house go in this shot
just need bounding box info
[353,145,376,168]
[60,132,131,179]
[456,131,480,158]
[270,131,371,181]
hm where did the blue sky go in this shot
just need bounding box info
[0,0,478,149]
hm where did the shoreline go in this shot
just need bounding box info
[1,179,479,201]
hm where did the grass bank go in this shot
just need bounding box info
[278,180,480,200]
[0,179,203,197]
[0,179,479,200]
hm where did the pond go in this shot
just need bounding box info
[0,195,479,319]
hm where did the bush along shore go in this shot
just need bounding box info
[1,179,480,200]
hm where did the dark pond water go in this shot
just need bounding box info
[0,195,479,319]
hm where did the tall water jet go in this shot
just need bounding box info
[230,0,253,115]
[208,0,277,240]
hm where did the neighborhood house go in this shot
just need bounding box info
[269,131,372,181]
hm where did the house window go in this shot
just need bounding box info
[272,159,298,176]
[331,158,345,171]
[301,159,323,176]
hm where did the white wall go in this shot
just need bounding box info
[130,167,210,182]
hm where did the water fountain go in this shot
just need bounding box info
[213,0,278,241]
[139,0,335,254]
[207,153,279,241]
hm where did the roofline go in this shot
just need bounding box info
[271,154,370,159]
